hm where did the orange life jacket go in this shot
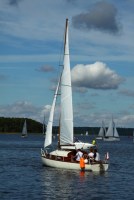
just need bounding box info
[80,157,85,168]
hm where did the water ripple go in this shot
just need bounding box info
[0,134,134,200]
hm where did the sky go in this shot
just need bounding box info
[0,0,134,128]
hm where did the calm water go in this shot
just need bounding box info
[0,134,134,200]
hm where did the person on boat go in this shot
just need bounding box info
[80,155,85,171]
[88,147,94,163]
[92,139,96,145]
[93,148,100,162]
[74,149,83,162]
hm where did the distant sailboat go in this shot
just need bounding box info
[103,118,120,141]
[21,119,28,138]
[85,131,88,136]
[96,121,106,140]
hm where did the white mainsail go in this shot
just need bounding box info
[44,80,60,148]
[43,19,93,149]
[60,19,74,145]
[105,120,113,137]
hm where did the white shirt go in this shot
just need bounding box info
[76,151,83,161]
[94,152,100,161]
[88,152,94,158]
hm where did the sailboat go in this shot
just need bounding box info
[41,19,109,172]
[96,121,106,140]
[21,119,28,138]
[85,131,88,136]
[103,118,120,141]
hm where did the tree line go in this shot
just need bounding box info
[53,126,133,136]
[0,117,43,133]
[0,117,133,136]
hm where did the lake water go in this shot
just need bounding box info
[0,134,134,200]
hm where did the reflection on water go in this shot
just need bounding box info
[40,165,112,200]
[0,134,134,200]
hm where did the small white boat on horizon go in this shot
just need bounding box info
[21,119,28,138]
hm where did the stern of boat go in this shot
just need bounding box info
[89,161,109,172]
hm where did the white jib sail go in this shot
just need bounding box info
[98,121,106,137]
[44,80,60,148]
[60,19,74,145]
[98,127,104,137]
[113,122,119,138]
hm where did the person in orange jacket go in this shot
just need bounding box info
[80,155,85,171]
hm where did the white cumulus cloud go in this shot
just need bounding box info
[71,62,124,90]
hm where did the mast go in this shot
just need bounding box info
[64,18,68,53]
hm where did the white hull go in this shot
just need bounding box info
[41,156,108,172]
[21,135,27,138]
[96,137,103,140]
[41,150,109,172]
[103,137,120,141]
